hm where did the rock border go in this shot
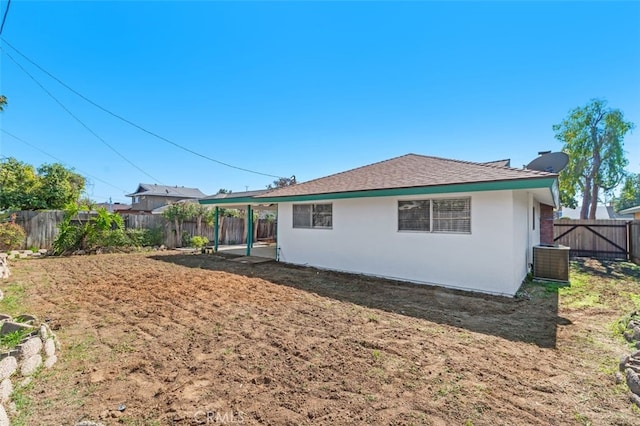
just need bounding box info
[0,314,59,426]
[618,312,640,409]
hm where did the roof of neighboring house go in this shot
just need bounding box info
[619,205,640,215]
[126,183,206,199]
[481,159,511,167]
[200,190,269,201]
[559,206,613,220]
[94,202,131,212]
[255,153,555,199]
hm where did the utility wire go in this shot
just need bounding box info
[1,128,130,194]
[0,38,283,179]
[2,50,164,184]
[0,0,11,35]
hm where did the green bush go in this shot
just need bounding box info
[0,222,25,251]
[190,236,209,248]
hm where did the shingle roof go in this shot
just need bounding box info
[200,189,269,201]
[126,183,206,198]
[257,154,555,198]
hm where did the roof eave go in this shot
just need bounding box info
[200,177,558,205]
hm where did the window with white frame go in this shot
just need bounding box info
[293,203,333,229]
[398,197,470,233]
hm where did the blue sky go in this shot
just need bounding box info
[1,1,638,204]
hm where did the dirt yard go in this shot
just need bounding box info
[2,252,639,425]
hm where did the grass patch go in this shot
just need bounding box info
[0,282,27,316]
[0,328,31,351]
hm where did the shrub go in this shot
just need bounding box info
[0,222,25,251]
[190,236,209,248]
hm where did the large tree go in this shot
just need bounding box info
[0,95,6,111]
[553,99,634,219]
[0,157,86,210]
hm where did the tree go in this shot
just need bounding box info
[0,158,85,210]
[0,158,40,210]
[267,175,296,189]
[35,163,86,210]
[614,173,640,212]
[553,99,634,219]
[0,95,6,112]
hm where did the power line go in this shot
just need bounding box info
[0,38,283,179]
[2,50,164,184]
[0,0,11,35]
[1,128,130,194]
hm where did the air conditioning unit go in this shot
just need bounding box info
[533,245,570,282]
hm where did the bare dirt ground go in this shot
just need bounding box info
[3,252,639,425]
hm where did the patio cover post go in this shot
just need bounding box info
[246,205,253,256]
[214,206,219,252]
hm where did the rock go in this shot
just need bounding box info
[39,325,49,340]
[0,403,9,426]
[632,327,640,341]
[0,256,9,280]
[20,354,42,376]
[615,371,624,384]
[8,251,19,256]
[627,369,640,395]
[0,379,12,403]
[19,337,43,359]
[44,338,56,358]
[620,355,630,372]
[14,314,37,324]
[44,354,57,369]
[631,393,640,409]
[19,377,31,388]
[0,321,33,335]
[0,357,17,381]
[38,249,48,255]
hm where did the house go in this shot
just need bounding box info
[126,183,206,212]
[200,154,559,297]
[619,205,640,220]
[94,202,131,213]
[559,205,633,220]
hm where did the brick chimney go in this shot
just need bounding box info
[540,204,555,245]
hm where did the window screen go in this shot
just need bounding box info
[293,203,332,229]
[293,204,312,228]
[398,200,431,231]
[432,198,471,233]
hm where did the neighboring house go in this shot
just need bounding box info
[559,205,633,220]
[94,202,131,213]
[619,205,640,220]
[126,184,206,212]
[201,154,559,297]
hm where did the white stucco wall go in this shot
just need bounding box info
[276,189,538,297]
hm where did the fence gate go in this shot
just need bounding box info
[554,219,629,260]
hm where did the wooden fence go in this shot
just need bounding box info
[13,211,275,250]
[554,219,629,260]
[630,221,640,264]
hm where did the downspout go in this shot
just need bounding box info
[246,205,253,256]
[214,206,219,252]
[275,203,279,262]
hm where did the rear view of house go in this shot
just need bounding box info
[202,154,559,297]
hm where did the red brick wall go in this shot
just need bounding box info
[539,204,554,245]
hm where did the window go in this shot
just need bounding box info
[398,197,471,233]
[432,198,471,233]
[398,200,431,231]
[293,203,332,229]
